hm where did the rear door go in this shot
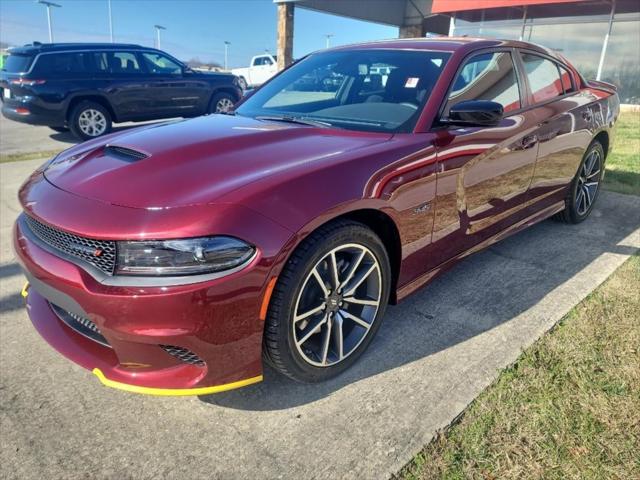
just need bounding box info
[517,51,596,212]
[95,51,149,120]
[430,49,539,268]
[139,51,209,116]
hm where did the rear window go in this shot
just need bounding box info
[521,53,563,104]
[2,54,34,73]
[559,65,575,94]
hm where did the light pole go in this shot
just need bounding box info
[107,0,114,43]
[154,24,166,49]
[324,34,334,49]
[224,41,230,70]
[36,0,61,43]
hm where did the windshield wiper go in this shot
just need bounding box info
[255,115,333,128]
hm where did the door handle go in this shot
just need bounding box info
[521,134,538,150]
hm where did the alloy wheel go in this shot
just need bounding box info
[78,109,107,137]
[292,243,382,367]
[215,98,234,113]
[576,148,601,216]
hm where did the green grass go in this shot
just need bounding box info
[397,254,640,480]
[604,111,640,195]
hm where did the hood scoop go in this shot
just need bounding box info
[103,145,149,162]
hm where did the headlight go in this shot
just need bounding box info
[115,237,255,276]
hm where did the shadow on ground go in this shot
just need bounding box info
[201,193,639,411]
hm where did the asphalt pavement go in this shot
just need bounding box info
[0,130,639,479]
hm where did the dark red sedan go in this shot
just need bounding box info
[14,38,619,395]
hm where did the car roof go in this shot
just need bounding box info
[328,37,561,61]
[7,43,159,55]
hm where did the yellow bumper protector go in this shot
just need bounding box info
[21,282,30,298]
[92,368,262,396]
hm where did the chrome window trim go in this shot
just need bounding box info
[11,48,185,75]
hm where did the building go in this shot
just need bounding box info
[275,0,640,104]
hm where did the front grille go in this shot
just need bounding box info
[160,345,205,367]
[24,215,116,275]
[50,303,110,347]
[104,145,148,162]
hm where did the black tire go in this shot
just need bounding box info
[263,220,391,383]
[69,100,112,141]
[49,126,69,133]
[208,92,236,114]
[556,141,605,224]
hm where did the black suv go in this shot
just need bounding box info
[0,43,243,140]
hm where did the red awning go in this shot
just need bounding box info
[431,0,585,14]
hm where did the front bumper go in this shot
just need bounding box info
[13,208,288,395]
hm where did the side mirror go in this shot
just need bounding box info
[444,100,504,127]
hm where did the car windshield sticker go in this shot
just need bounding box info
[405,77,419,88]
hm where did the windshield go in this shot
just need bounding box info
[236,49,451,133]
[2,54,35,73]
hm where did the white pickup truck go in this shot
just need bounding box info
[231,54,278,90]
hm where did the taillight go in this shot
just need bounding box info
[9,79,46,86]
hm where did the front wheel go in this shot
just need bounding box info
[69,101,112,140]
[263,220,391,383]
[557,141,604,224]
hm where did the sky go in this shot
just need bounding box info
[0,0,398,68]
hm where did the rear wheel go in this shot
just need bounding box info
[237,77,248,91]
[69,101,112,140]
[557,141,604,224]
[263,220,391,383]
[208,92,236,114]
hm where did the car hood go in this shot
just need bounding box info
[43,115,392,209]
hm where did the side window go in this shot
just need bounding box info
[447,51,521,114]
[263,57,274,66]
[521,53,563,103]
[93,52,109,74]
[253,57,264,67]
[34,53,93,75]
[107,52,142,74]
[141,52,182,74]
[559,65,575,94]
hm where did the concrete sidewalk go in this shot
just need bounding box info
[1,159,638,479]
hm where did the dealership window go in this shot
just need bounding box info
[521,54,563,104]
[446,51,521,113]
[525,20,609,79]
[600,14,640,104]
[451,7,640,104]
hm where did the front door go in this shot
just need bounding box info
[430,49,539,269]
[139,52,209,117]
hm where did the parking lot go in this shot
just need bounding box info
[1,118,638,478]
